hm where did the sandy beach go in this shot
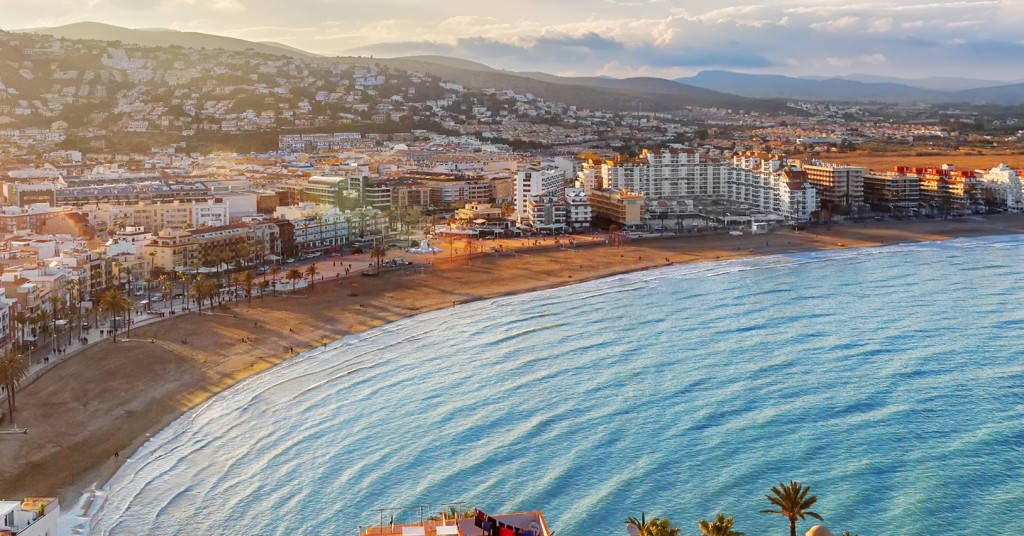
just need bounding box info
[3,215,1024,507]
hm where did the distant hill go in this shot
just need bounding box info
[365,57,787,113]
[677,70,1024,105]
[823,74,1015,92]
[13,22,1023,108]
[952,83,1024,105]
[9,24,783,112]
[15,21,319,59]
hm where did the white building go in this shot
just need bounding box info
[575,160,602,194]
[601,147,817,222]
[977,163,1023,211]
[515,166,567,224]
[0,497,59,536]
[564,187,592,231]
[0,288,13,351]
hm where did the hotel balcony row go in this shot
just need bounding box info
[362,510,550,536]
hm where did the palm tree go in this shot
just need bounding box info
[626,513,654,535]
[46,294,63,352]
[646,518,680,536]
[285,268,303,291]
[179,270,191,310]
[65,279,81,342]
[240,271,254,304]
[98,288,132,342]
[32,309,51,353]
[698,513,745,536]
[160,274,172,305]
[0,350,29,425]
[304,263,318,288]
[14,311,29,352]
[760,481,823,536]
[371,240,387,273]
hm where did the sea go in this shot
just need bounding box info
[79,234,1024,536]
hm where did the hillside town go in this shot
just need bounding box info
[0,16,1022,526]
[0,27,1022,384]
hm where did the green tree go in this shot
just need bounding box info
[304,263,318,288]
[14,311,29,352]
[372,240,387,273]
[47,294,63,352]
[646,518,680,536]
[98,288,132,342]
[240,271,255,304]
[627,513,679,536]
[285,268,303,290]
[0,350,29,425]
[759,481,823,536]
[698,513,745,536]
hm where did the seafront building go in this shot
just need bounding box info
[863,168,922,215]
[0,497,59,536]
[976,163,1024,211]
[589,188,646,228]
[515,166,567,223]
[792,160,865,212]
[600,147,817,222]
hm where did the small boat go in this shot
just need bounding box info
[729,231,743,236]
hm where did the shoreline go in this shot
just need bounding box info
[4,215,1024,512]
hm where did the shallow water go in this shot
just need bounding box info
[86,235,1024,535]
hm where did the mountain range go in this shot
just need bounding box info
[677,70,1024,105]
[15,22,1024,107]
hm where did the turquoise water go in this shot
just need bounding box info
[87,235,1024,536]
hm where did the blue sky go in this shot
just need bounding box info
[3,0,1022,80]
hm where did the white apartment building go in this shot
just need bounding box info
[976,163,1023,211]
[524,195,568,232]
[515,165,567,224]
[565,188,592,231]
[575,160,602,194]
[0,498,59,536]
[0,288,13,350]
[600,147,817,222]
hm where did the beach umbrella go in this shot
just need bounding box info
[805,526,833,536]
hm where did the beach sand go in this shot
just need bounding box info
[3,215,1024,506]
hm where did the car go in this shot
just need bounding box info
[152,295,163,302]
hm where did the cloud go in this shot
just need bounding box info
[868,17,894,32]
[809,16,862,31]
[348,32,775,71]
[4,0,1024,80]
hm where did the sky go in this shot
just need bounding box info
[2,0,1023,81]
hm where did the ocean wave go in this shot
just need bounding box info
[84,233,1024,536]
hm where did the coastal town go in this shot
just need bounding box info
[2,17,1024,536]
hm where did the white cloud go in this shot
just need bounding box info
[809,16,861,32]
[868,17,894,32]
[4,0,1024,79]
